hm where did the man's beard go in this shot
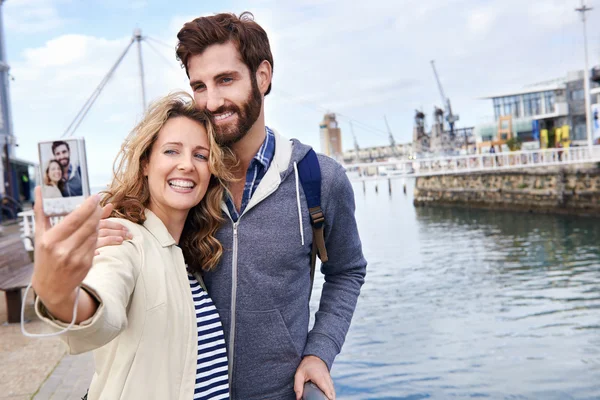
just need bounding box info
[58,158,69,167]
[212,76,262,147]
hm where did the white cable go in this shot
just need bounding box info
[21,282,81,338]
[293,162,305,246]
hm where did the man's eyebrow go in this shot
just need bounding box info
[190,71,241,87]
[214,70,240,80]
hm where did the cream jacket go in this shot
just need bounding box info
[35,210,205,400]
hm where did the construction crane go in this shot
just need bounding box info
[61,29,150,138]
[430,60,459,137]
[383,115,397,156]
[350,121,360,162]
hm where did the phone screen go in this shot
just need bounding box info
[37,137,91,216]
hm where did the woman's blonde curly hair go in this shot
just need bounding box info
[100,91,236,272]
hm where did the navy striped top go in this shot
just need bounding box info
[188,274,229,400]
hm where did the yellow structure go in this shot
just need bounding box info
[496,115,513,142]
[541,129,549,149]
[555,125,571,148]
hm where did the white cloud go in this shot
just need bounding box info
[4,0,68,33]
[468,7,497,36]
[6,0,600,185]
[10,31,190,186]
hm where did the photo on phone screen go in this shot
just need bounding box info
[37,138,91,216]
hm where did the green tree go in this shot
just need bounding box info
[505,137,522,151]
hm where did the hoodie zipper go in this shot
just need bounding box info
[229,221,239,392]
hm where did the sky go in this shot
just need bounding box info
[4,0,600,186]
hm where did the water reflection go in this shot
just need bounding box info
[323,180,600,399]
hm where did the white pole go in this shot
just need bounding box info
[576,0,593,149]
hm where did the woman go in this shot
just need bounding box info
[42,159,64,198]
[31,92,235,400]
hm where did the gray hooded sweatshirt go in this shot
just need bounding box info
[203,130,367,399]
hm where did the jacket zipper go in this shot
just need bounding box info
[225,160,281,394]
[229,221,239,392]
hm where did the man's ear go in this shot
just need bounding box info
[256,60,272,95]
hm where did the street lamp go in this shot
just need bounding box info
[576,0,594,150]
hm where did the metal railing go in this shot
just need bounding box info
[345,145,600,181]
[14,146,600,249]
[17,210,63,251]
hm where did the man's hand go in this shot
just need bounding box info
[94,208,131,255]
[294,355,335,400]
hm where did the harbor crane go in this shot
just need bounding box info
[383,115,397,156]
[430,60,459,137]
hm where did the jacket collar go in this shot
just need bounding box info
[143,209,177,247]
[220,129,293,217]
[270,128,293,174]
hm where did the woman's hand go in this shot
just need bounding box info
[31,187,106,322]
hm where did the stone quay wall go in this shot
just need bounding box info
[413,165,600,215]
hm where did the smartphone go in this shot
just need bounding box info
[37,137,91,216]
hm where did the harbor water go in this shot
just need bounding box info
[312,178,600,399]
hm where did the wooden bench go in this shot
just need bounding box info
[0,236,34,323]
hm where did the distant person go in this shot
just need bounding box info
[489,145,500,166]
[52,140,83,197]
[42,159,64,198]
[557,141,563,161]
[32,92,234,399]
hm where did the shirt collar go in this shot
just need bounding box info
[252,126,276,170]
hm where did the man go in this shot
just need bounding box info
[52,140,83,197]
[99,12,366,400]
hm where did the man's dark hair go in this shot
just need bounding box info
[176,12,274,95]
[51,140,70,154]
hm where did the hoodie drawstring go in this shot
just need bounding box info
[293,161,305,246]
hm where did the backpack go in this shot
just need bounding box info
[297,149,329,298]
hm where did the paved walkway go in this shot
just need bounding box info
[0,288,94,400]
[0,224,94,400]
[33,353,94,400]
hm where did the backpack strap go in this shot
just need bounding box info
[297,149,329,294]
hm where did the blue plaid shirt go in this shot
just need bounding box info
[225,127,276,222]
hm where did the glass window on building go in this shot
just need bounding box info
[517,131,535,142]
[523,93,533,117]
[493,98,501,120]
[501,96,520,118]
[571,89,584,101]
[544,91,555,114]
[511,96,520,118]
[573,115,587,140]
[574,123,586,140]
[503,97,512,116]
[531,93,542,115]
